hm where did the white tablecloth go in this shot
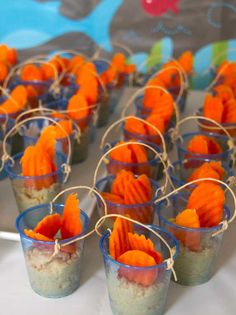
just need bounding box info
[0,90,235,315]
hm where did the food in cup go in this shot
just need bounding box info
[18,194,88,298]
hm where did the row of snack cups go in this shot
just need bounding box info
[14,174,236,315]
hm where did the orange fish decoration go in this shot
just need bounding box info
[109,217,163,286]
[24,194,83,243]
[0,85,28,114]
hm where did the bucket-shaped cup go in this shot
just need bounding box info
[95,173,160,231]
[168,158,233,188]
[157,190,231,286]
[16,203,89,298]
[176,131,233,167]
[196,108,236,137]
[102,140,164,180]
[123,120,174,152]
[99,224,179,315]
[42,98,95,163]
[5,152,67,212]
[21,118,74,159]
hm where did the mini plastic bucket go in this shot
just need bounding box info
[21,118,74,160]
[100,225,179,315]
[43,98,95,163]
[168,158,233,188]
[16,203,89,298]
[176,132,233,167]
[156,192,231,286]
[102,141,163,180]
[196,108,236,137]
[95,174,160,231]
[5,152,66,213]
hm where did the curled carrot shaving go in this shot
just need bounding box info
[0,85,28,114]
[67,93,90,120]
[21,64,43,81]
[187,161,224,183]
[187,135,222,155]
[24,229,53,241]
[178,51,193,74]
[34,213,61,239]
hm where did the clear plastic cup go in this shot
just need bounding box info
[10,79,51,109]
[123,121,174,152]
[96,89,110,128]
[196,108,236,137]
[103,141,163,180]
[100,225,179,315]
[156,192,231,286]
[43,98,95,164]
[16,203,89,298]
[95,174,160,231]
[168,158,233,188]
[21,118,74,162]
[71,114,94,163]
[0,96,25,155]
[176,132,233,167]
[5,152,66,213]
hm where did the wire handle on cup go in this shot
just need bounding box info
[91,58,119,86]
[137,55,189,86]
[0,85,20,108]
[93,140,173,194]
[172,115,235,148]
[121,85,180,125]
[0,106,9,133]
[154,177,236,237]
[100,115,168,160]
[205,61,232,92]
[95,213,178,281]
[148,65,187,104]
[0,116,72,182]
[3,59,59,91]
[15,107,82,144]
[50,186,108,247]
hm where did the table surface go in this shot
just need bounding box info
[0,90,235,315]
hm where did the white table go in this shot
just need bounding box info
[0,90,235,315]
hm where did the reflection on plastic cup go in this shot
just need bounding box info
[16,203,89,298]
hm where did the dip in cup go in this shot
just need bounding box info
[99,215,179,315]
[16,200,89,298]
[156,178,235,286]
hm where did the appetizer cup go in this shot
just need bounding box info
[16,203,89,298]
[5,151,67,213]
[196,108,236,137]
[42,98,96,163]
[21,118,75,160]
[176,131,234,167]
[102,141,164,180]
[99,220,179,315]
[95,174,160,231]
[168,158,233,188]
[156,178,235,286]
